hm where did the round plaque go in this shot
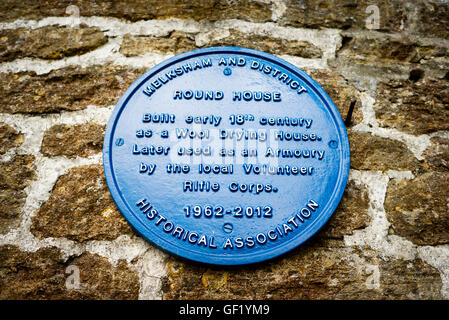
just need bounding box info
[103,47,350,265]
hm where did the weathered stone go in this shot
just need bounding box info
[379,258,442,299]
[305,69,362,126]
[120,31,197,56]
[0,25,107,62]
[0,155,36,234]
[162,246,441,299]
[41,123,105,158]
[0,0,272,23]
[207,29,322,59]
[0,123,24,155]
[348,131,420,171]
[331,32,448,84]
[422,136,449,172]
[0,65,146,114]
[162,247,374,300]
[419,57,449,80]
[281,0,448,38]
[374,78,449,135]
[330,32,449,86]
[0,245,140,299]
[121,30,323,59]
[385,172,449,246]
[337,33,447,65]
[31,164,133,242]
[412,1,449,39]
[318,180,370,239]
[328,55,411,89]
[0,155,35,193]
[280,0,404,31]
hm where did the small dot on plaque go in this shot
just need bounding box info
[328,140,338,149]
[222,223,233,233]
[115,138,124,146]
[223,67,232,76]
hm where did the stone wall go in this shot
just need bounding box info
[0,0,448,300]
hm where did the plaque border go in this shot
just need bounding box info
[103,47,350,265]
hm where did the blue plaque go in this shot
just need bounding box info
[103,47,350,265]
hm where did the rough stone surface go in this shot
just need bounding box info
[162,246,442,299]
[207,30,322,59]
[419,56,449,81]
[120,31,197,56]
[348,131,420,171]
[0,155,36,234]
[0,245,140,299]
[41,123,105,158]
[379,258,443,300]
[0,65,146,114]
[280,0,403,31]
[305,69,362,126]
[121,30,322,59]
[385,172,449,246]
[329,34,449,85]
[374,78,449,135]
[280,0,449,38]
[31,164,133,242]
[412,1,449,39]
[337,33,448,65]
[318,180,370,239]
[329,54,410,88]
[0,122,24,155]
[0,0,272,23]
[423,136,449,172]
[0,25,107,62]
